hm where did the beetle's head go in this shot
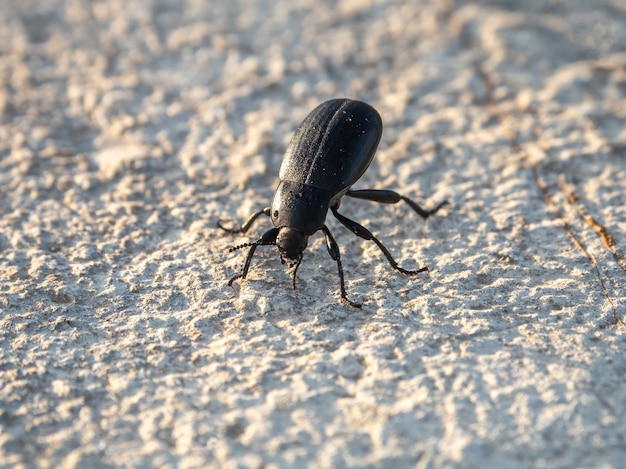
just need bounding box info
[276,227,308,261]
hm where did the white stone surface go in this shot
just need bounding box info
[1,0,626,467]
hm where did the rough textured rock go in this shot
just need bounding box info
[1,0,625,467]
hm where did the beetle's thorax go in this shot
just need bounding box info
[271,180,331,235]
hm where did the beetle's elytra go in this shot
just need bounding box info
[218,98,447,307]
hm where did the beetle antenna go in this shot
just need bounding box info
[228,239,276,253]
[288,253,303,290]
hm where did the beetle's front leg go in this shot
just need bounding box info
[331,208,428,276]
[346,190,448,219]
[217,207,271,234]
[321,225,362,308]
[227,227,279,286]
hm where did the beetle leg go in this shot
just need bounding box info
[346,190,448,219]
[217,207,271,234]
[227,227,279,286]
[321,225,362,308]
[331,208,428,276]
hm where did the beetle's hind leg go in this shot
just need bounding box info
[227,227,279,286]
[321,225,362,308]
[217,207,271,234]
[346,190,448,219]
[331,208,428,276]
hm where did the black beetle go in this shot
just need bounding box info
[218,98,447,307]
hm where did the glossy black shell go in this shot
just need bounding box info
[271,99,383,235]
[280,99,382,198]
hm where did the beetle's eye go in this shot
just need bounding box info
[273,210,279,218]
